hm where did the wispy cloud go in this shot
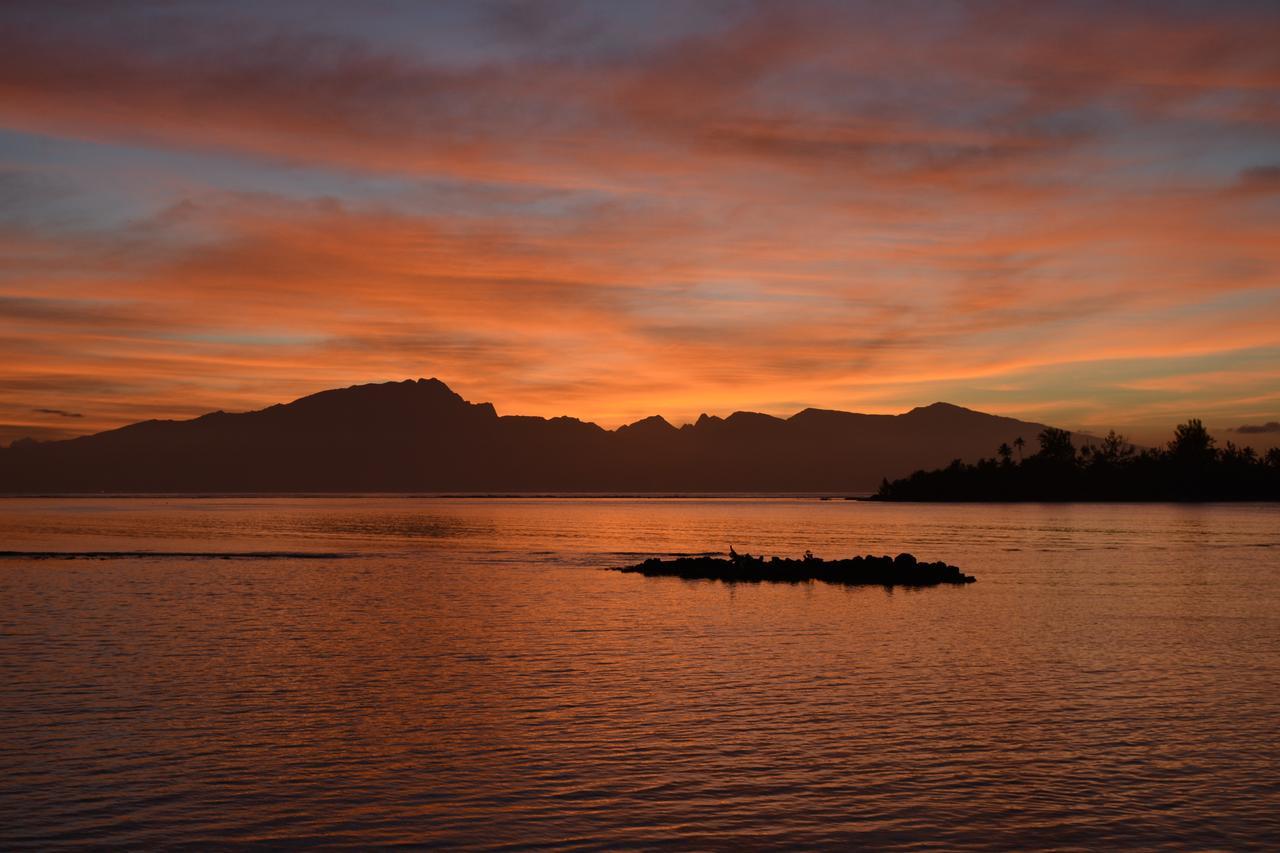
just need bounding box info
[1233,421,1280,434]
[0,1,1278,444]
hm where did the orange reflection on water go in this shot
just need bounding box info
[1,497,1278,846]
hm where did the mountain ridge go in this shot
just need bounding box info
[0,377,1056,493]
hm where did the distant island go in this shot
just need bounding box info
[3,379,1274,497]
[0,378,1057,493]
[874,421,1280,501]
[615,550,975,586]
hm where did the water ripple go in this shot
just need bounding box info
[1,498,1279,848]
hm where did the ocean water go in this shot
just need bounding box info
[1,497,1278,849]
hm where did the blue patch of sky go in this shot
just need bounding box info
[1082,114,1280,191]
[336,0,746,65]
[69,0,745,68]
[163,330,327,348]
[1163,288,1279,321]
[623,280,847,328]
[0,128,616,230]
[0,130,391,223]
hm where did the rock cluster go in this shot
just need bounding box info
[614,550,975,586]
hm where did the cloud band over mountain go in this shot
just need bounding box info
[1,1,1278,446]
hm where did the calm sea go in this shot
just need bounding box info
[2,497,1278,849]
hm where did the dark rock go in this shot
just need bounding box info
[613,552,975,587]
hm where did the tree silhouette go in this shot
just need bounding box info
[1096,430,1133,464]
[875,419,1277,501]
[1013,436,1025,461]
[1035,427,1075,464]
[1169,418,1215,463]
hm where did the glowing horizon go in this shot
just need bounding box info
[2,1,1278,449]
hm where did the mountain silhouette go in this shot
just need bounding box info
[0,378,1055,493]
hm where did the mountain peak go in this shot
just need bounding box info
[246,377,495,428]
[616,415,676,436]
[0,378,1060,492]
[905,401,976,416]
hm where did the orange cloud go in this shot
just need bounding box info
[1,2,1278,444]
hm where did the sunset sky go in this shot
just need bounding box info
[2,1,1279,447]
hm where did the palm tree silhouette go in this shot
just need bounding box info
[1013,436,1025,462]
